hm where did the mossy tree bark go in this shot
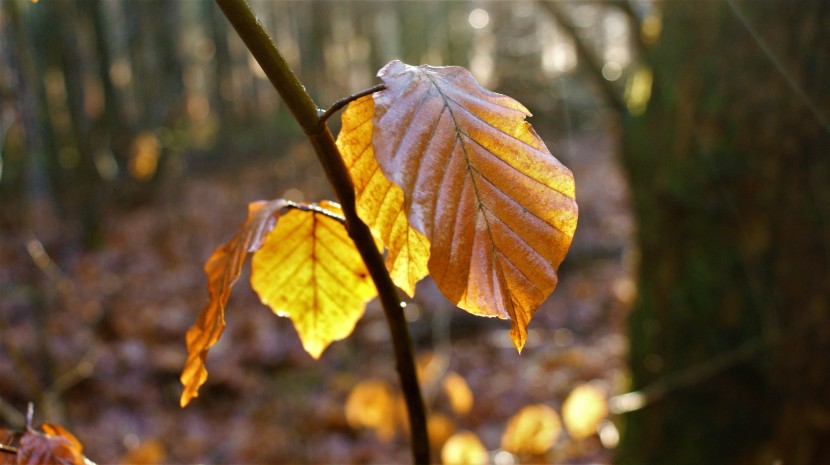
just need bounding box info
[618,1,830,464]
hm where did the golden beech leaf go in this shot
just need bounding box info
[500,404,561,456]
[180,199,288,407]
[336,94,430,297]
[16,422,90,465]
[562,383,608,440]
[372,60,578,352]
[251,201,377,358]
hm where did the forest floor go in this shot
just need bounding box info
[0,123,634,464]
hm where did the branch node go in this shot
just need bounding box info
[316,84,387,132]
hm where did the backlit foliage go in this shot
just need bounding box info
[180,60,577,405]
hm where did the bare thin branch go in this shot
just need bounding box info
[317,84,387,131]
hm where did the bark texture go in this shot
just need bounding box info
[618,1,830,464]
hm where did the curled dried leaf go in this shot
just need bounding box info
[180,199,288,407]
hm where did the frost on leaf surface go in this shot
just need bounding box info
[251,201,377,359]
[180,199,288,407]
[337,94,430,297]
[372,60,578,351]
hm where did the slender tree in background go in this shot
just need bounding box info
[618,1,830,463]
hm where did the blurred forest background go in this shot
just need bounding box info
[1,1,828,464]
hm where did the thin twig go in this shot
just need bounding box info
[317,84,386,132]
[42,351,99,416]
[214,1,430,463]
[284,201,347,225]
[0,444,18,455]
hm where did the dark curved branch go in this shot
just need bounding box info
[213,1,429,463]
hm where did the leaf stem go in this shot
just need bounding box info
[317,84,387,132]
[214,1,430,463]
[284,201,347,225]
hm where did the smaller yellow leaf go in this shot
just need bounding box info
[442,372,474,416]
[500,404,561,456]
[251,201,377,358]
[345,379,402,442]
[441,431,488,465]
[427,413,457,451]
[562,383,608,440]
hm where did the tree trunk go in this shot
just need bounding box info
[618,1,830,464]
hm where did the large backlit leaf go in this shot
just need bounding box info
[180,199,288,407]
[251,201,377,358]
[336,95,430,296]
[372,60,578,351]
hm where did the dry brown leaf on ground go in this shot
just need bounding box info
[372,60,578,351]
[14,423,91,465]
